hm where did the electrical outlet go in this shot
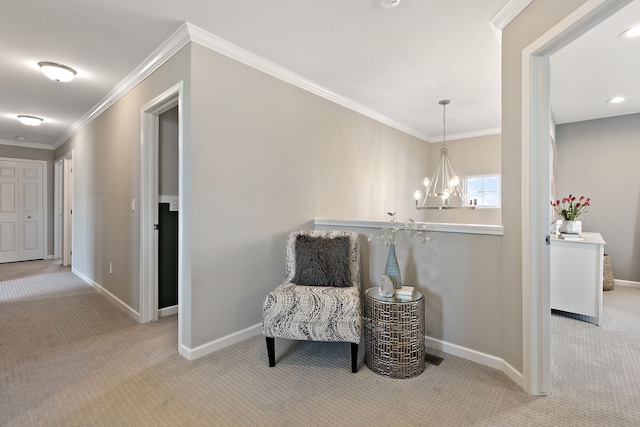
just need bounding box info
[109,262,113,274]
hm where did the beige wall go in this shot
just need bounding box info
[0,145,55,256]
[41,0,600,380]
[55,46,192,311]
[159,107,179,198]
[50,39,429,351]
[556,113,640,282]
[188,42,429,347]
[316,223,504,358]
[417,133,502,225]
[502,0,589,372]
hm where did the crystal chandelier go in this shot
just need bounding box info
[415,100,476,210]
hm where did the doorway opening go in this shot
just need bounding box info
[522,0,632,395]
[157,106,179,318]
[54,151,73,266]
[139,82,184,348]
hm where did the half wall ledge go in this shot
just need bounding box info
[314,219,504,236]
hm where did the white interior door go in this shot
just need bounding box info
[0,159,44,263]
[0,161,19,263]
[18,162,44,261]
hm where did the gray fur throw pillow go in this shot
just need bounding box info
[291,235,352,287]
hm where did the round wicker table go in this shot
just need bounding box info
[364,287,425,379]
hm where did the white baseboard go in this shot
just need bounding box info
[180,323,263,361]
[615,279,640,289]
[176,322,525,388]
[425,335,523,388]
[44,254,54,260]
[63,272,527,386]
[72,268,141,322]
[159,305,178,317]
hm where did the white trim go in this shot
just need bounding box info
[159,195,179,211]
[615,279,640,289]
[490,0,534,41]
[180,323,263,361]
[62,151,73,267]
[430,127,502,143]
[426,335,523,388]
[521,44,551,397]
[54,158,62,260]
[520,0,632,396]
[0,138,54,150]
[72,268,141,322]
[43,161,48,261]
[185,23,430,142]
[314,219,504,236]
[158,195,178,203]
[52,24,191,149]
[49,20,444,151]
[140,82,188,360]
[159,305,178,318]
[140,82,182,325]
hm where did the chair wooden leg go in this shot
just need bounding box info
[266,337,275,367]
[351,342,358,373]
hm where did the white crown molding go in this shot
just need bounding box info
[185,23,430,142]
[429,127,502,143]
[0,138,54,150]
[52,23,192,149]
[490,0,534,42]
[52,20,451,150]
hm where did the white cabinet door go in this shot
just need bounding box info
[0,160,44,263]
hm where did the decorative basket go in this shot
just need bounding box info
[603,254,615,291]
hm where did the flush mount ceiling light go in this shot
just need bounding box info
[17,115,44,126]
[620,25,640,39]
[380,0,401,8]
[38,61,77,82]
[607,96,625,104]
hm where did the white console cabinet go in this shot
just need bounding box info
[550,232,606,325]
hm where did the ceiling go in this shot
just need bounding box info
[1,0,638,150]
[550,0,640,125]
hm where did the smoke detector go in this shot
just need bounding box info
[380,0,401,8]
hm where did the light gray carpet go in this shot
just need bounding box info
[1,260,639,426]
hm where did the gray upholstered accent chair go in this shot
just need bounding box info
[262,230,361,372]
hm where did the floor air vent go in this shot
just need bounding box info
[425,353,444,366]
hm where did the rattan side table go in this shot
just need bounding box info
[364,287,425,379]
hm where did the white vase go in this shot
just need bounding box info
[559,220,581,235]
